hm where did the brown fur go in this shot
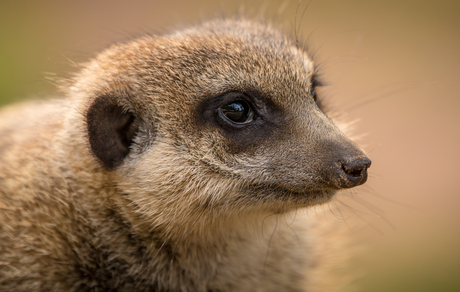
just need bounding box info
[0,18,369,291]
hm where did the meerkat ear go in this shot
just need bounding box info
[86,96,139,169]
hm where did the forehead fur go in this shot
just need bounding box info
[71,18,315,114]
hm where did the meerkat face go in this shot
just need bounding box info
[81,19,370,215]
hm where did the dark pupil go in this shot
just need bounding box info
[312,88,317,101]
[222,101,249,123]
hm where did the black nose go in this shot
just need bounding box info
[336,156,372,188]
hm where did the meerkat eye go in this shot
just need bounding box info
[220,100,254,124]
[311,88,317,102]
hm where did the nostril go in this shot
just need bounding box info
[337,157,371,188]
[341,164,364,177]
[342,157,371,172]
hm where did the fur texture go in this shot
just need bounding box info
[0,18,370,291]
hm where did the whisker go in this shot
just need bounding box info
[336,199,385,235]
[261,212,278,239]
[315,55,364,71]
[353,195,385,215]
[329,199,350,221]
[366,143,383,154]
[365,186,421,210]
[342,81,437,113]
[329,34,363,88]
[353,196,396,231]
[336,198,372,216]
[311,29,363,60]
[331,200,352,230]
[296,0,313,37]
[263,215,279,275]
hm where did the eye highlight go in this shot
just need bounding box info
[219,99,254,124]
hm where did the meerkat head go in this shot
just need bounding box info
[73,18,370,228]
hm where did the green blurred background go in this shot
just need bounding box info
[1,0,459,291]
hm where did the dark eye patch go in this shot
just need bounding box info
[197,90,285,153]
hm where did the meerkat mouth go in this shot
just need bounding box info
[246,182,338,203]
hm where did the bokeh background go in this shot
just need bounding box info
[1,0,459,291]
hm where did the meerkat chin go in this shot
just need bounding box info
[0,18,370,292]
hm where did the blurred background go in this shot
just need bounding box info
[1,0,459,291]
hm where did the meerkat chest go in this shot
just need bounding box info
[188,222,310,292]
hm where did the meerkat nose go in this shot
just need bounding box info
[337,156,372,188]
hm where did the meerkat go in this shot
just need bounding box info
[0,18,371,291]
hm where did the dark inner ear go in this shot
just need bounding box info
[87,96,139,169]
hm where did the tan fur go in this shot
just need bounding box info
[0,18,368,291]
